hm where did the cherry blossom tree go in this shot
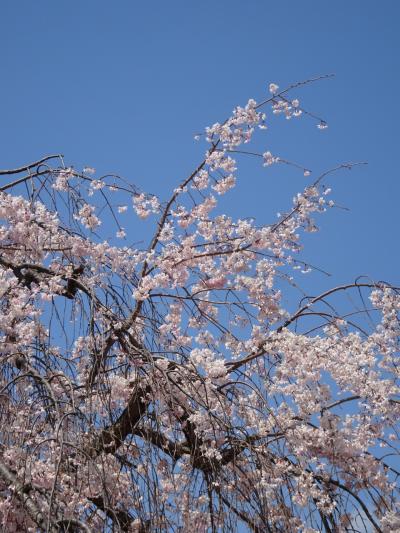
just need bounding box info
[0,77,399,532]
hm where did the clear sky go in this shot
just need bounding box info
[1,0,399,301]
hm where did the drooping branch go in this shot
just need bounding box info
[0,155,63,176]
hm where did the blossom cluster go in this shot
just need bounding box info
[0,82,398,532]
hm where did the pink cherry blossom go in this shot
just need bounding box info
[0,82,398,532]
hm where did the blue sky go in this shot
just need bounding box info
[1,0,399,301]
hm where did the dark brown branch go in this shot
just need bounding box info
[87,384,151,457]
[88,495,133,532]
[134,425,188,461]
[0,257,89,300]
[0,169,51,192]
[0,155,62,176]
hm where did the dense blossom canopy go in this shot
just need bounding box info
[0,79,399,532]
